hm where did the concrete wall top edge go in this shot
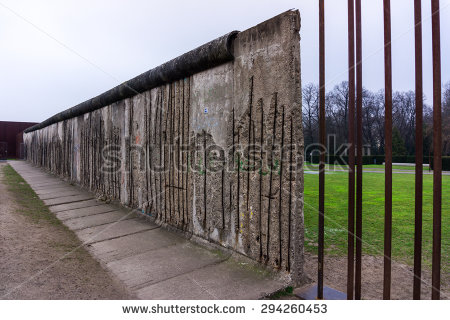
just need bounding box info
[24,31,239,134]
[25,10,301,135]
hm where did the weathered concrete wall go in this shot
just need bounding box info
[24,10,305,284]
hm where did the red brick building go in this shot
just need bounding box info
[0,121,37,159]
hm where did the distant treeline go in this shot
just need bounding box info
[302,81,450,157]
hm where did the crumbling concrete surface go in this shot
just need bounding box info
[23,10,305,285]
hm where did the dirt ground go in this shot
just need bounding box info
[0,162,131,299]
[301,253,449,300]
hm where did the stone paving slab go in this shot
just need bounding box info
[39,190,89,200]
[32,182,69,190]
[106,242,227,289]
[24,176,61,182]
[28,180,63,187]
[35,187,77,195]
[64,210,136,230]
[75,218,158,244]
[44,194,94,206]
[137,274,214,299]
[56,205,119,221]
[136,258,282,299]
[9,161,286,300]
[31,182,69,190]
[49,199,103,213]
[89,228,185,263]
[20,174,54,179]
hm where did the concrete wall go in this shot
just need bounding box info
[24,10,305,284]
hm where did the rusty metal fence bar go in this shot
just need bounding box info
[316,0,442,300]
[414,0,424,300]
[347,0,356,301]
[431,0,442,301]
[318,0,326,300]
[354,0,363,300]
[383,0,393,300]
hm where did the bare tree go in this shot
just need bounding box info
[442,82,450,155]
[392,91,416,154]
[326,81,350,148]
[301,81,444,158]
[362,89,384,154]
[302,83,319,147]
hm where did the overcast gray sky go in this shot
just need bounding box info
[1,0,449,123]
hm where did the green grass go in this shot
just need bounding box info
[364,164,419,171]
[2,164,62,226]
[303,170,449,276]
[268,286,294,299]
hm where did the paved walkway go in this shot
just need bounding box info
[9,161,285,299]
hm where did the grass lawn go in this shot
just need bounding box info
[363,164,422,171]
[303,170,449,276]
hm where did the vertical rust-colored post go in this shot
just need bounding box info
[318,0,326,300]
[347,0,356,301]
[383,0,393,300]
[355,0,363,300]
[413,0,423,300]
[431,0,442,300]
